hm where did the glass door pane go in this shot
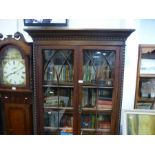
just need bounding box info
[43,49,74,135]
[81,49,116,135]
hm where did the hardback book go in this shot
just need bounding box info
[96,99,112,109]
[97,121,111,129]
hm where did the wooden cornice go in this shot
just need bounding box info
[25,28,135,41]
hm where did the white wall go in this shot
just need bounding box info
[121,19,155,134]
[0,19,154,134]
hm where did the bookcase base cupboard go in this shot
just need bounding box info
[25,29,134,135]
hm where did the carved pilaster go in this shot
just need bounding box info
[118,44,126,133]
[32,43,38,134]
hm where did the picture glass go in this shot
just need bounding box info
[24,19,68,26]
[125,110,155,135]
[140,48,155,74]
[140,59,155,74]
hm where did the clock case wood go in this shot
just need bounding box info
[0,32,31,92]
[0,32,33,134]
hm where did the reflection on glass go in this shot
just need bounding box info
[82,89,97,108]
[44,87,73,107]
[140,49,155,74]
[43,49,73,83]
[83,50,115,85]
[127,113,155,135]
[44,110,73,135]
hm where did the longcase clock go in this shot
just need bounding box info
[0,32,33,135]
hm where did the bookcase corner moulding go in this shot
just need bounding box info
[25,28,134,135]
[135,44,155,110]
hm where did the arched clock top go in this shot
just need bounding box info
[0,32,31,56]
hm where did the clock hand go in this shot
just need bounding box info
[5,71,16,78]
[14,67,25,74]
[5,67,24,78]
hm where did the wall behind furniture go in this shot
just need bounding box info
[121,19,155,134]
[0,19,154,134]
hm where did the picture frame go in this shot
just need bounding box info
[123,109,155,135]
[24,19,68,26]
[140,58,155,74]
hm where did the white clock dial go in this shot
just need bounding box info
[3,59,26,85]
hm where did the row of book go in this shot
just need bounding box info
[44,65,73,82]
[44,111,73,128]
[44,97,112,110]
[81,114,96,128]
[96,100,112,110]
[82,91,112,110]
[82,89,112,108]
[81,114,111,129]
[97,114,111,129]
[82,89,96,107]
[44,96,71,107]
[141,80,155,98]
[97,121,111,129]
[83,64,112,82]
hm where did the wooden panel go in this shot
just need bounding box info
[5,103,32,135]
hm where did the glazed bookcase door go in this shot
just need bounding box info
[42,48,76,135]
[79,47,117,135]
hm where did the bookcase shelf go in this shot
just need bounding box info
[82,107,112,113]
[80,128,111,135]
[25,28,134,135]
[43,85,74,88]
[140,74,155,78]
[82,85,113,89]
[44,107,74,112]
[44,127,73,130]
[81,128,96,131]
[44,81,74,86]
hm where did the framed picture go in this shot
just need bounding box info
[124,109,155,135]
[140,58,155,74]
[24,19,68,26]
